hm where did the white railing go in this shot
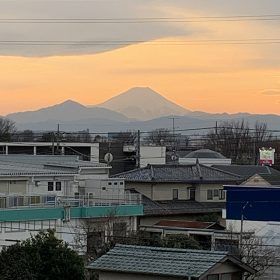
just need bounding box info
[0,192,142,209]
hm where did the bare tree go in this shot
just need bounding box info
[205,120,272,164]
[0,118,16,141]
[240,235,278,280]
[110,131,137,145]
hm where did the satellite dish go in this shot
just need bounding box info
[171,153,178,162]
[104,153,114,163]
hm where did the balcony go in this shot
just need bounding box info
[0,193,143,222]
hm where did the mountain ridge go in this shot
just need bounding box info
[96,87,190,120]
[4,87,280,132]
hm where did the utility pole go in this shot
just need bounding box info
[52,132,55,155]
[56,124,60,155]
[169,116,179,154]
[214,121,218,151]
[136,130,141,168]
[239,201,250,250]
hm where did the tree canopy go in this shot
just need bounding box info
[0,118,16,141]
[0,230,85,280]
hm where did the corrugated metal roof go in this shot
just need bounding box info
[89,244,228,277]
[0,155,107,168]
[0,162,75,176]
[155,220,217,229]
[113,164,241,183]
[0,155,107,177]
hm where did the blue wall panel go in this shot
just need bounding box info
[225,186,280,222]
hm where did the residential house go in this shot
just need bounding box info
[113,164,241,225]
[213,165,280,183]
[88,244,255,280]
[140,220,242,251]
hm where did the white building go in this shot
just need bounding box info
[0,155,143,251]
[179,149,232,166]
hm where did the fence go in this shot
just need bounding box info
[0,192,142,209]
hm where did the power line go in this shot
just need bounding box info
[1,39,280,46]
[1,14,280,23]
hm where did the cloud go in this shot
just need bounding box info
[260,89,280,96]
[0,0,192,57]
[0,0,279,57]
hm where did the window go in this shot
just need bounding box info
[219,189,226,200]
[102,187,106,191]
[207,275,219,280]
[207,190,213,200]
[172,189,179,200]
[108,182,112,185]
[114,182,118,185]
[48,182,54,191]
[120,182,124,185]
[214,189,219,197]
[55,182,62,191]
[221,273,232,280]
[188,187,196,201]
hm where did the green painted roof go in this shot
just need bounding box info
[89,244,229,278]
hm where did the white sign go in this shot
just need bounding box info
[259,148,275,165]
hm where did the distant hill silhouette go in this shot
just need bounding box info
[4,87,280,132]
[7,100,129,124]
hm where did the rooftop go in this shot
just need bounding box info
[0,155,108,177]
[184,149,227,159]
[213,165,280,179]
[113,164,241,183]
[155,220,225,230]
[88,244,254,278]
[130,190,225,216]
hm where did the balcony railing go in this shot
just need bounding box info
[0,192,142,209]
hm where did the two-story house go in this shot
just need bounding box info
[113,163,242,225]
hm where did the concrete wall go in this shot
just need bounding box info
[99,264,243,280]
[140,146,166,168]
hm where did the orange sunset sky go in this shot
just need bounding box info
[0,0,280,116]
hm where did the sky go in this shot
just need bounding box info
[0,0,280,115]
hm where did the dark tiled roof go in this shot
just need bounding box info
[258,174,280,186]
[213,165,280,180]
[113,164,241,183]
[88,244,253,278]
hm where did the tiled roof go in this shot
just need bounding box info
[113,164,241,183]
[89,244,248,278]
[258,174,280,186]
[213,165,280,179]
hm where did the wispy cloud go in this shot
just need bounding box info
[260,89,280,95]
